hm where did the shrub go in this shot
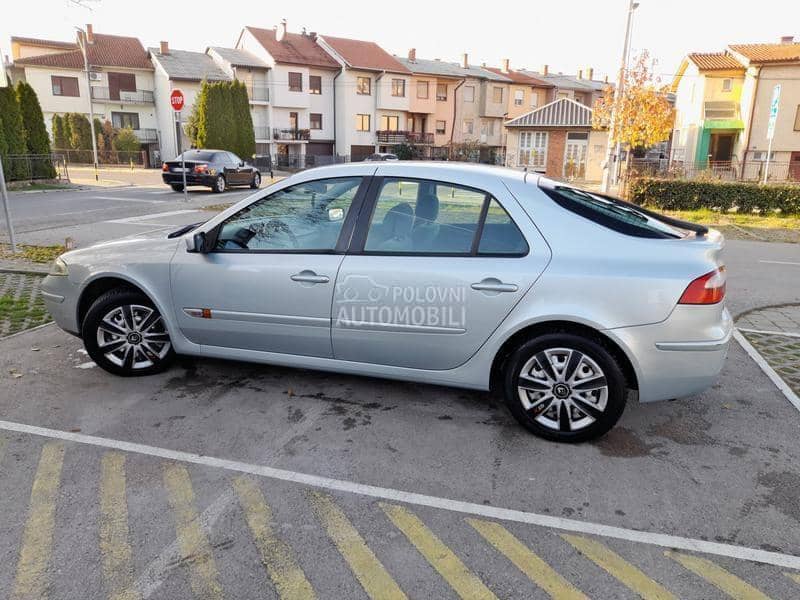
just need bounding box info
[112,128,141,153]
[628,178,800,215]
[16,82,55,178]
[0,86,29,180]
[67,113,93,150]
[52,115,67,150]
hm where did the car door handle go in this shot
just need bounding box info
[471,279,518,293]
[290,271,330,284]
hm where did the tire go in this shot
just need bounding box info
[170,184,184,192]
[212,175,226,193]
[81,288,175,377]
[250,172,261,189]
[503,333,626,443]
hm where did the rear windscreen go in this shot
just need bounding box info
[176,150,216,162]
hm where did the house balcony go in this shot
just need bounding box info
[375,130,434,145]
[273,128,310,141]
[133,128,158,143]
[90,87,154,104]
[253,126,270,141]
[247,84,270,103]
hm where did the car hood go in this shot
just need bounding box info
[61,231,182,266]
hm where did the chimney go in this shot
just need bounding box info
[501,58,510,73]
[276,19,287,42]
[86,24,94,43]
[577,69,583,79]
[301,27,307,35]
[586,67,594,80]
[780,35,794,44]
[604,75,609,83]
[159,41,169,55]
[461,53,468,69]
[408,48,416,62]
[541,64,549,76]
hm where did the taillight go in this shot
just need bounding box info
[161,162,168,172]
[678,266,726,305]
[194,164,209,174]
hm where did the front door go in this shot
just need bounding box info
[563,133,588,179]
[289,111,298,132]
[170,176,366,356]
[331,175,549,370]
[709,133,735,162]
[790,152,800,181]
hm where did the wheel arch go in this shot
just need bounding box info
[77,275,160,332]
[489,320,640,395]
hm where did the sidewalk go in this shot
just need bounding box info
[67,166,164,188]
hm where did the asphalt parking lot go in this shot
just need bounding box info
[1,240,799,599]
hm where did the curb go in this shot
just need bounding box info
[0,267,48,276]
[0,321,55,342]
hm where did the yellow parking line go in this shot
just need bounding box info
[12,442,65,600]
[233,477,316,599]
[786,572,800,584]
[667,552,771,600]
[381,503,498,600]
[163,464,224,600]
[468,519,587,599]
[100,453,140,600]
[561,534,676,600]
[309,492,407,600]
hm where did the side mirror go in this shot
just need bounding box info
[239,161,245,167]
[185,231,208,253]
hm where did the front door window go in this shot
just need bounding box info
[564,133,588,179]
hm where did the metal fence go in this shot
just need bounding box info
[271,154,350,171]
[629,159,798,183]
[3,154,69,183]
[55,149,149,168]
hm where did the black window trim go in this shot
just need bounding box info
[348,175,529,258]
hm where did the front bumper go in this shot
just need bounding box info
[41,274,80,335]
[609,305,733,402]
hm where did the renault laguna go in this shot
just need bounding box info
[41,163,731,442]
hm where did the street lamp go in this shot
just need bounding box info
[75,26,99,181]
[600,0,640,193]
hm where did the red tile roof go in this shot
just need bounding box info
[729,43,800,63]
[245,26,340,69]
[321,35,410,74]
[687,52,744,71]
[11,36,77,50]
[14,33,152,70]
[483,66,553,86]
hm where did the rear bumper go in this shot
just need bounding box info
[608,305,733,402]
[162,173,215,186]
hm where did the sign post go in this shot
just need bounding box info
[0,156,18,253]
[763,84,781,184]
[170,89,188,203]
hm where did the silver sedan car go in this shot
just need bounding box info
[41,163,732,442]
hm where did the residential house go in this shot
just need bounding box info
[148,42,232,161]
[484,59,553,121]
[316,34,413,161]
[236,22,340,165]
[520,65,609,106]
[8,26,159,164]
[672,37,800,180]
[504,97,608,181]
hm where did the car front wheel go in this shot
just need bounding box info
[82,289,175,376]
[503,333,626,442]
[212,175,226,193]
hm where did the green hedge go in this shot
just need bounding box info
[628,178,800,214]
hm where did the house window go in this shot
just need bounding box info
[463,85,475,102]
[557,91,569,99]
[722,78,732,92]
[436,83,447,101]
[380,115,399,131]
[518,131,548,168]
[417,81,429,99]
[514,89,524,106]
[357,76,371,95]
[356,114,371,131]
[435,120,446,134]
[794,105,800,131]
[310,113,323,130]
[462,119,474,134]
[391,79,405,97]
[493,86,503,103]
[480,120,495,136]
[51,75,79,97]
[530,91,539,108]
[288,72,302,92]
[111,112,140,130]
[309,75,322,95]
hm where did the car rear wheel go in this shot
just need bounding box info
[503,333,626,442]
[212,175,226,193]
[82,289,175,377]
[170,184,184,192]
[250,172,261,189]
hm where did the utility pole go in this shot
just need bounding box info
[76,27,99,181]
[0,156,18,253]
[601,0,639,194]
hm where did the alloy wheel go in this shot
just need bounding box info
[95,304,171,370]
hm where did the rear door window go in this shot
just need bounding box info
[478,199,528,255]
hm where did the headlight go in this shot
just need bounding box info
[49,257,68,276]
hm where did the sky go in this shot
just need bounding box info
[1,0,797,83]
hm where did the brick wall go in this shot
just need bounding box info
[546,130,566,177]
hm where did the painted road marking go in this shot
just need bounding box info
[734,329,800,413]
[162,464,224,600]
[107,210,201,225]
[12,441,65,600]
[0,418,798,571]
[310,492,407,600]
[100,453,140,600]
[759,260,800,266]
[561,535,675,600]
[382,503,497,600]
[468,519,588,599]
[233,477,316,599]
[91,196,161,204]
[667,552,771,599]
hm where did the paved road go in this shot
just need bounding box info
[0,238,799,597]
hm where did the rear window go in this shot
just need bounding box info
[176,150,216,162]
[538,179,683,239]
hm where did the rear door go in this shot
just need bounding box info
[331,174,550,370]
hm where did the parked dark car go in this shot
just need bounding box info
[162,150,261,193]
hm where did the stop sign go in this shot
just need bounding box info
[170,89,185,112]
